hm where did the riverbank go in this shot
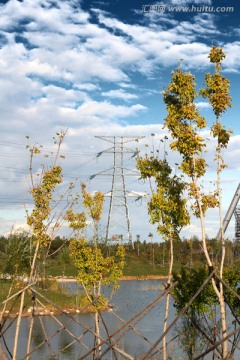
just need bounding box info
[55,275,169,282]
[0,277,168,318]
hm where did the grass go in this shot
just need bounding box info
[44,254,197,278]
[0,279,91,315]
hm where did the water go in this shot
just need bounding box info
[1,280,238,359]
[1,280,178,359]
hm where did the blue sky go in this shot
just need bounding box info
[0,0,239,241]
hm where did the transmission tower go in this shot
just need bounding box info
[92,136,144,244]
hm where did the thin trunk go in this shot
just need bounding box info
[26,316,34,360]
[193,153,228,358]
[94,311,101,358]
[163,233,173,360]
[29,241,40,282]
[12,290,25,360]
[217,146,228,359]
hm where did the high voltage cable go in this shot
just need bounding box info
[0,140,109,157]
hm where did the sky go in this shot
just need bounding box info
[0,0,239,242]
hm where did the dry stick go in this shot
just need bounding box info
[35,300,54,358]
[111,310,154,346]
[90,312,133,360]
[26,292,36,360]
[187,311,222,358]
[215,274,240,302]
[35,297,91,352]
[0,281,14,323]
[12,290,25,360]
[0,327,12,359]
[0,293,33,340]
[21,322,67,359]
[0,295,21,338]
[59,328,92,355]
[32,287,109,346]
[220,287,240,357]
[91,282,178,360]
[141,270,215,359]
[26,316,34,360]
[0,283,33,307]
[97,319,134,360]
[29,241,40,281]
[193,326,240,360]
[212,274,240,356]
[150,333,184,359]
[98,312,118,360]
[169,289,222,358]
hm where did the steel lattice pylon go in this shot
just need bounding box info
[234,206,240,242]
[94,136,144,244]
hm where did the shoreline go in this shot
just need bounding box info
[2,277,168,318]
[55,275,169,282]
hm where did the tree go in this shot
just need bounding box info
[67,184,125,358]
[26,131,71,283]
[137,150,190,360]
[0,231,31,277]
[163,46,232,358]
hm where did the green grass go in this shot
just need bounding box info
[0,280,90,314]
[45,254,195,278]
[45,260,78,277]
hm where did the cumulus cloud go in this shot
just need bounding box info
[195,102,212,109]
[101,89,139,101]
[0,0,238,239]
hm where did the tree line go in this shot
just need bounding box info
[1,232,240,277]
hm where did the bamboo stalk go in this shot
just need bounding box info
[111,310,154,346]
[193,326,240,360]
[141,270,215,359]
[0,283,33,307]
[88,282,178,360]
[12,290,25,360]
[35,297,91,351]
[35,301,54,357]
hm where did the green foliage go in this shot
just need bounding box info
[65,209,86,235]
[26,133,65,248]
[222,267,240,317]
[0,232,32,276]
[27,164,62,247]
[69,239,125,291]
[173,266,240,316]
[68,185,125,309]
[137,157,190,239]
[81,183,104,223]
[163,68,207,180]
[173,267,217,314]
[200,47,231,119]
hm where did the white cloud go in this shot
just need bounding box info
[195,102,212,109]
[101,89,138,101]
[171,0,212,4]
[223,42,240,73]
[74,83,99,91]
[0,0,238,239]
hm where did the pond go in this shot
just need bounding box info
[1,280,238,359]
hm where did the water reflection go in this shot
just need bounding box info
[1,280,230,359]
